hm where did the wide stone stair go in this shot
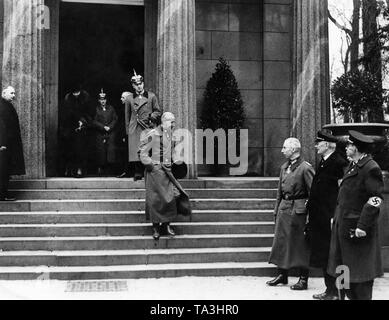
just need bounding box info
[0,178,278,280]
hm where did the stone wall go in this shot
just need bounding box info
[195,0,292,176]
[0,1,3,87]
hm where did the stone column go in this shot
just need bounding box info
[144,0,158,93]
[156,0,197,178]
[291,0,330,165]
[2,0,46,178]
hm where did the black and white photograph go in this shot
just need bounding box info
[0,0,388,305]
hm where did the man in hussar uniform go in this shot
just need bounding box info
[267,138,315,290]
[307,131,348,300]
[124,71,161,181]
[327,130,384,300]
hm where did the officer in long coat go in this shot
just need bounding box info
[307,131,348,300]
[267,138,315,290]
[139,112,191,240]
[327,130,384,300]
[91,90,118,175]
[124,71,161,181]
[0,86,25,201]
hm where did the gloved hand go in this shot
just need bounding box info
[304,223,310,242]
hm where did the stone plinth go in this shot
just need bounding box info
[157,0,197,178]
[291,0,330,166]
[2,0,46,178]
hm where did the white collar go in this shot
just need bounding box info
[323,151,334,161]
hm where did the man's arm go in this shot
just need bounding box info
[139,130,154,171]
[357,166,384,232]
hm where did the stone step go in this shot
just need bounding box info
[0,248,271,267]
[11,188,277,199]
[0,234,274,251]
[0,210,274,223]
[0,262,276,280]
[0,198,276,212]
[0,222,275,237]
[9,178,279,190]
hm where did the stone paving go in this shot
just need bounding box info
[0,275,388,300]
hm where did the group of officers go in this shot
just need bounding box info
[267,131,385,300]
[0,73,191,245]
[0,73,386,300]
[59,71,160,179]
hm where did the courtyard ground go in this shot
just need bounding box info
[0,275,388,300]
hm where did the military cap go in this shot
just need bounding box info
[347,130,375,145]
[347,130,376,153]
[316,130,338,143]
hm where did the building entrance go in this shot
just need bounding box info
[57,1,144,177]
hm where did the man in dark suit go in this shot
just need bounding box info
[0,86,25,201]
[327,130,384,300]
[307,131,348,300]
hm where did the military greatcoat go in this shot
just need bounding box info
[327,155,384,283]
[124,91,160,162]
[307,152,348,268]
[139,127,191,223]
[269,157,315,269]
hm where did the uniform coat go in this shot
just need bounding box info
[139,127,192,223]
[124,91,160,162]
[327,155,384,283]
[269,157,315,269]
[0,98,25,176]
[307,152,348,268]
[92,104,118,166]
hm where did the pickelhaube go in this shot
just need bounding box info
[131,70,144,85]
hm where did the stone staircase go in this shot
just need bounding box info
[0,178,279,280]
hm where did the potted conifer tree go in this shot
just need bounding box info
[200,57,245,176]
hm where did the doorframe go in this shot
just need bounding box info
[61,0,144,5]
[45,0,148,177]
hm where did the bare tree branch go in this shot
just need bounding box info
[328,9,352,35]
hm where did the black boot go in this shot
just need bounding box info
[291,276,308,290]
[152,224,160,240]
[162,223,175,237]
[267,269,288,286]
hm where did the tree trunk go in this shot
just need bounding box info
[362,0,384,122]
[350,0,361,71]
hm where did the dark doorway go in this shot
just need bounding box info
[58,2,144,177]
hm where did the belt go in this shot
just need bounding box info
[281,194,307,201]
